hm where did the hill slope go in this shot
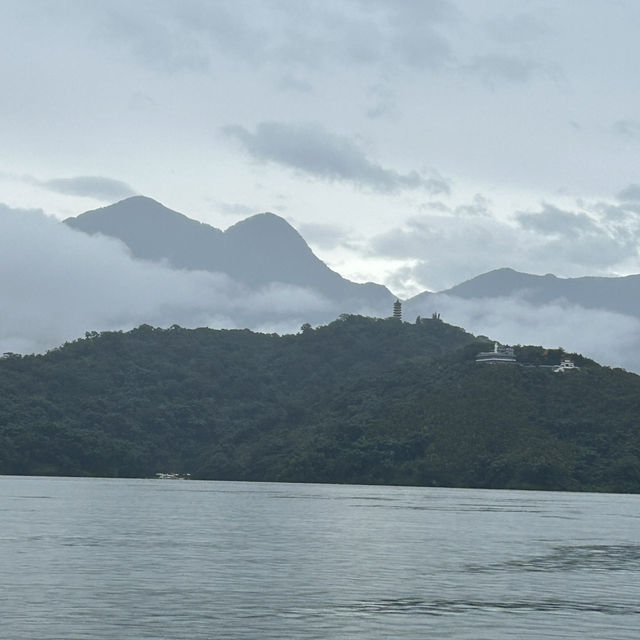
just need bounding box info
[408,267,640,318]
[64,196,394,312]
[1,316,638,493]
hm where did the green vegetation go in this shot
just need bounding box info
[1,315,639,493]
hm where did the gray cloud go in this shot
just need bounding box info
[485,12,550,44]
[369,198,640,293]
[372,214,521,291]
[6,202,636,374]
[3,0,639,326]
[0,204,341,354]
[389,24,452,71]
[371,203,517,262]
[215,201,258,217]
[267,1,458,75]
[223,121,449,194]
[406,294,640,373]
[296,222,352,250]
[97,3,220,73]
[515,204,640,270]
[596,202,640,223]
[617,184,640,202]
[422,175,451,196]
[454,194,491,217]
[90,1,464,88]
[366,84,397,119]
[375,0,457,27]
[516,204,597,237]
[420,201,451,213]
[40,176,137,200]
[274,3,383,70]
[612,120,640,139]
[467,54,538,86]
[278,74,313,93]
[128,91,157,111]
[378,0,457,69]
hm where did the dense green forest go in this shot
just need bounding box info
[1,315,639,493]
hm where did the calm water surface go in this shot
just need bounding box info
[2,476,640,639]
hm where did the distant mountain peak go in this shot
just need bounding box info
[487,267,517,274]
[225,211,308,247]
[405,265,640,321]
[64,196,395,314]
[226,211,295,231]
[118,195,160,206]
[64,195,198,226]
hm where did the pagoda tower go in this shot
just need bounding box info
[393,299,402,320]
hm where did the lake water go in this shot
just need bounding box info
[2,477,640,639]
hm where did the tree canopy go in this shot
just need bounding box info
[1,315,638,493]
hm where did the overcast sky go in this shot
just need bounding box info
[4,0,640,297]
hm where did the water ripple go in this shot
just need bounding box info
[337,597,640,616]
[469,544,640,573]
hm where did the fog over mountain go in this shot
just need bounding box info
[65,196,393,309]
[5,1,640,377]
[4,195,640,373]
[416,267,640,318]
[0,199,393,356]
[404,269,640,373]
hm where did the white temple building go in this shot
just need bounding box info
[553,358,578,373]
[475,343,517,364]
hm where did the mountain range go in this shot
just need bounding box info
[61,195,640,372]
[65,195,640,320]
[64,196,394,316]
[7,197,638,490]
[406,267,640,319]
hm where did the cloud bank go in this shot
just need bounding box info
[0,205,338,354]
[371,198,640,293]
[41,176,137,200]
[3,203,640,374]
[406,294,640,373]
[222,121,449,194]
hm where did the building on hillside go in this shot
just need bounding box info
[553,358,578,373]
[393,299,402,320]
[476,343,517,364]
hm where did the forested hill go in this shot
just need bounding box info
[2,315,639,493]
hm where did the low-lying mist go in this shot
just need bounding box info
[3,204,640,374]
[407,294,640,373]
[0,205,339,354]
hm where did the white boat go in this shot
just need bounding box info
[155,472,191,479]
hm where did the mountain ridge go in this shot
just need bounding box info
[64,196,394,313]
[408,267,640,318]
[65,196,640,336]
